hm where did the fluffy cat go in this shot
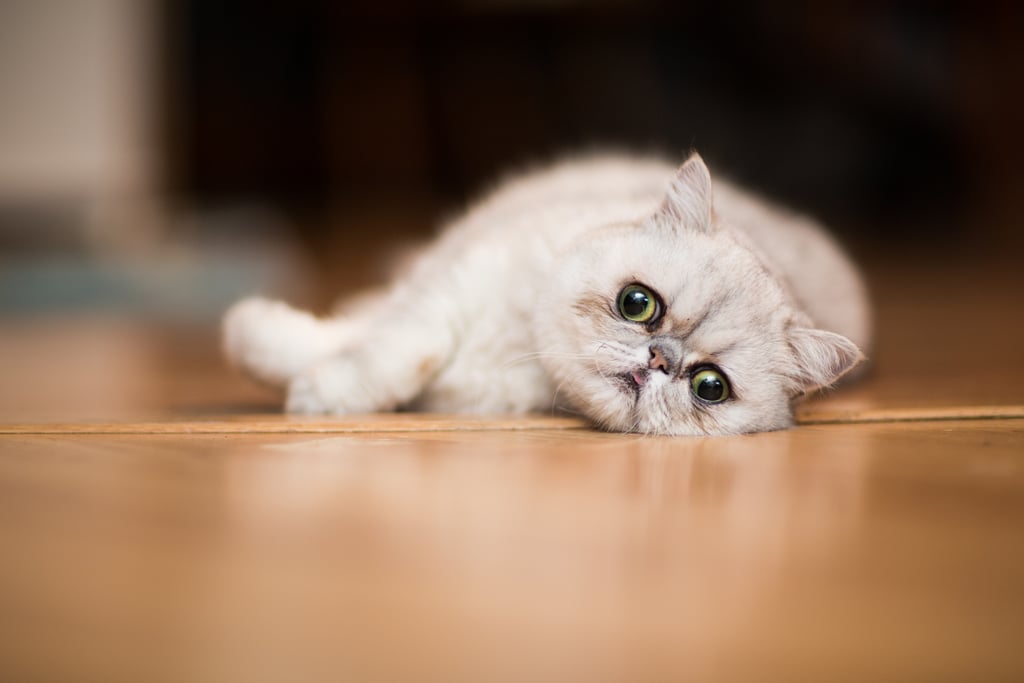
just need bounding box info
[224,153,870,435]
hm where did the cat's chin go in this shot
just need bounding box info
[591,382,713,436]
[616,372,644,400]
[567,367,678,435]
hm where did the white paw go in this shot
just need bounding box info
[223,297,342,387]
[285,360,381,415]
[284,371,333,414]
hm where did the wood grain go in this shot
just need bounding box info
[1,404,1023,436]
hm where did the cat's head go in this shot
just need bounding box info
[537,154,863,435]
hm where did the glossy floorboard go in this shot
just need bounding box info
[1,420,1022,683]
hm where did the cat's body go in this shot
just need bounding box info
[225,154,870,435]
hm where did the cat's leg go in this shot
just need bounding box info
[222,297,365,388]
[284,309,455,415]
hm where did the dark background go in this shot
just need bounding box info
[162,1,1023,252]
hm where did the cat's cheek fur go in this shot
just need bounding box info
[577,378,638,432]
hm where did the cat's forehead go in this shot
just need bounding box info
[661,305,771,362]
[566,221,787,316]
[638,233,782,306]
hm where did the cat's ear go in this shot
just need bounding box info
[658,153,714,232]
[786,327,864,393]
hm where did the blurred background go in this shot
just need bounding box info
[1,1,1022,319]
[1,0,1022,322]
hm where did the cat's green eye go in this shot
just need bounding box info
[617,284,659,323]
[691,367,730,403]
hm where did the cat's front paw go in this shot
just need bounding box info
[223,296,328,387]
[284,372,332,414]
[285,360,381,415]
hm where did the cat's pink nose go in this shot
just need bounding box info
[648,345,670,374]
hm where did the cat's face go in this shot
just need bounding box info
[535,155,862,435]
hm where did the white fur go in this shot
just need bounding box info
[223,297,358,387]
[223,154,871,435]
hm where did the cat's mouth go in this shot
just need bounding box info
[618,369,648,400]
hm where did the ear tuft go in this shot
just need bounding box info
[787,327,864,393]
[659,153,714,232]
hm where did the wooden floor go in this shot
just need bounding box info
[1,250,1022,682]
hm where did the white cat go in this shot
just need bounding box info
[224,153,870,435]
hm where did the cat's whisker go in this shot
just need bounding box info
[501,349,592,370]
[548,377,584,419]
[630,408,644,434]
[594,341,632,359]
[650,393,672,435]
[592,355,616,384]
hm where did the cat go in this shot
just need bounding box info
[223,153,871,435]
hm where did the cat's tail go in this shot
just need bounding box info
[222,297,355,388]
